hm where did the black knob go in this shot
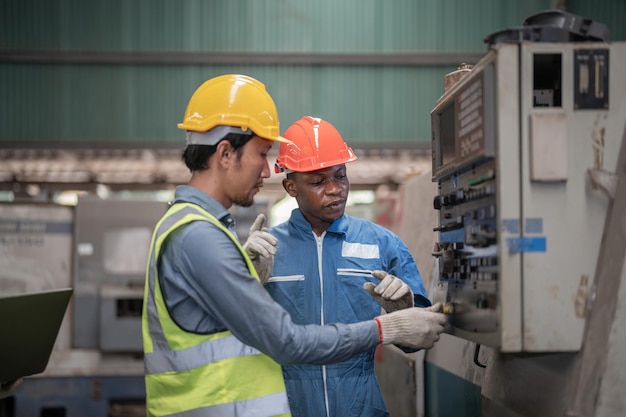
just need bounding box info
[433,196,443,210]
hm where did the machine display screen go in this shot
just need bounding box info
[439,102,457,167]
[432,66,492,180]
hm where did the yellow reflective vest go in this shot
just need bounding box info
[142,202,290,417]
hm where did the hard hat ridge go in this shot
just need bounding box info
[275,116,357,173]
[178,74,290,144]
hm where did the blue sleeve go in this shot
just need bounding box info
[385,234,432,308]
[161,221,379,365]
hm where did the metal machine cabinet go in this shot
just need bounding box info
[0,203,74,350]
[430,41,626,352]
[0,198,168,416]
[73,196,167,352]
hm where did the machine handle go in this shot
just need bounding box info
[473,343,487,368]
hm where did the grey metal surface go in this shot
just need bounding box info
[72,196,167,350]
[0,203,74,351]
[425,39,626,417]
[430,41,626,352]
[374,346,418,417]
[99,286,144,352]
[566,116,626,417]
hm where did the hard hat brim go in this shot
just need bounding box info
[185,126,292,146]
[272,135,292,144]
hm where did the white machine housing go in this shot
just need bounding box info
[430,41,626,352]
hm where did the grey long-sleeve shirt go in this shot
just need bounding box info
[158,185,379,365]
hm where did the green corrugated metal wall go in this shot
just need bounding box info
[2,0,623,148]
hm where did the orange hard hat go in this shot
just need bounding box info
[275,116,357,173]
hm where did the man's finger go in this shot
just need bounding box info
[363,282,377,295]
[363,283,384,303]
[249,213,266,234]
[371,270,388,282]
[380,279,406,300]
[424,302,443,313]
[372,272,406,299]
[254,232,278,256]
[374,275,397,296]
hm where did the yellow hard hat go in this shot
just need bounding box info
[177,74,289,143]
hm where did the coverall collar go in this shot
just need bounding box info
[289,208,349,236]
[172,185,236,233]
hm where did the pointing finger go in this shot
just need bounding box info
[249,213,266,234]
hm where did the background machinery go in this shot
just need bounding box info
[426,10,626,417]
[0,197,165,417]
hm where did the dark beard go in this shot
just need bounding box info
[231,158,256,207]
[232,194,254,207]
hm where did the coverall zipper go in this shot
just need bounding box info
[315,232,331,417]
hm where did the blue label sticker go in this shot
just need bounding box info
[506,237,547,253]
[502,219,520,234]
[525,218,543,234]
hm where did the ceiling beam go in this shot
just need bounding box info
[0,49,484,67]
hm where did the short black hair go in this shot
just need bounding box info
[181,133,253,172]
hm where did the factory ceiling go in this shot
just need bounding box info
[0,147,432,194]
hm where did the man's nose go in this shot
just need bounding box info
[261,159,271,178]
[326,178,342,194]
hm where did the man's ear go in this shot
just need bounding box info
[216,141,233,166]
[282,177,297,197]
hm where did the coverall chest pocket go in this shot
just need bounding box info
[336,268,382,322]
[265,274,307,324]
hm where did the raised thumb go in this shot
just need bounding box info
[363,283,383,304]
[249,213,266,234]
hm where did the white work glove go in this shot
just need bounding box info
[242,214,277,285]
[363,270,414,313]
[374,303,447,350]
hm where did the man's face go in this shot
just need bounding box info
[284,164,350,228]
[229,136,272,207]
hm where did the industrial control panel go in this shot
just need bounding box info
[430,31,626,352]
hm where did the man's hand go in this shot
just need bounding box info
[242,214,277,284]
[374,304,447,350]
[363,270,414,312]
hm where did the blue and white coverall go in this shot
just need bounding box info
[158,186,379,367]
[267,208,430,417]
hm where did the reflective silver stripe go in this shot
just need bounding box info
[337,268,373,278]
[162,392,291,417]
[266,274,305,283]
[341,241,380,259]
[145,203,290,416]
[145,334,262,374]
